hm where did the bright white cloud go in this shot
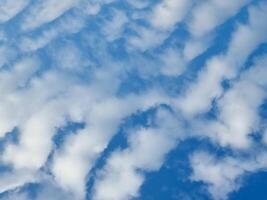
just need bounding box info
[205,57,267,148]
[0,57,40,137]
[176,2,267,117]
[190,151,267,200]
[188,0,251,37]
[93,109,183,200]
[51,91,169,198]
[127,0,192,51]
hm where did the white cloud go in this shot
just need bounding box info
[51,43,88,70]
[78,0,116,16]
[150,0,192,31]
[19,13,84,52]
[176,56,228,116]
[0,0,267,199]
[34,179,76,200]
[190,151,267,200]
[176,2,267,117]
[3,100,68,169]
[0,57,40,137]
[0,0,30,23]
[21,0,80,31]
[19,29,58,52]
[127,0,151,9]
[206,55,267,149]
[263,129,267,145]
[128,26,168,51]
[102,9,128,41]
[0,45,15,68]
[0,170,37,194]
[127,0,192,51]
[183,37,212,61]
[159,48,186,76]
[186,54,267,150]
[0,192,29,200]
[92,109,183,200]
[187,0,251,37]
[0,176,76,200]
[188,55,267,198]
[0,30,5,41]
[0,68,86,172]
[51,91,169,199]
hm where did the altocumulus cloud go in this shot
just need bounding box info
[0,0,267,200]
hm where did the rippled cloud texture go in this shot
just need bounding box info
[0,0,267,200]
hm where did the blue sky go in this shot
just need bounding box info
[0,0,267,200]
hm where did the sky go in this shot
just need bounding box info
[0,0,267,200]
